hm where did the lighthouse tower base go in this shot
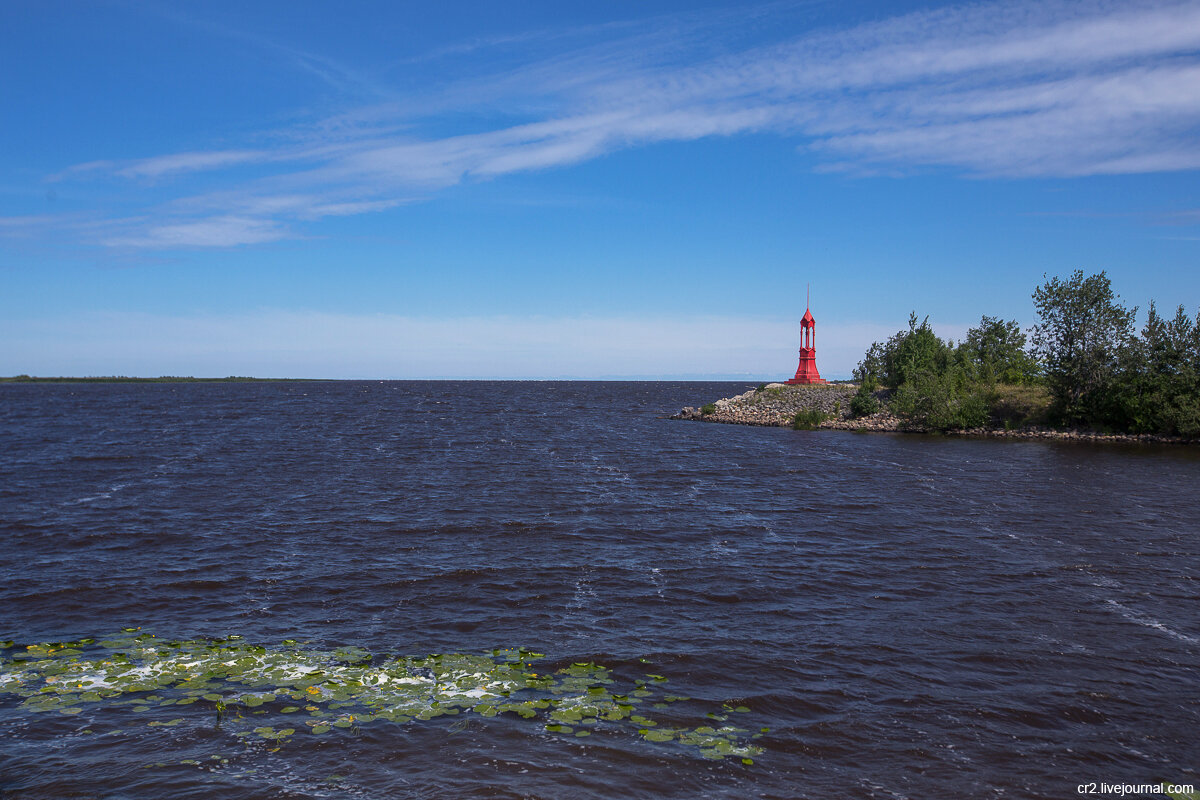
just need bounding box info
[786,347,826,385]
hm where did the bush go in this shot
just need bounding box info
[700,403,717,416]
[849,378,880,418]
[890,367,989,430]
[791,409,826,430]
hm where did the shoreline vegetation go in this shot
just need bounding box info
[670,382,1196,444]
[675,271,1200,445]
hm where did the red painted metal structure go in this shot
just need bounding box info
[785,305,827,385]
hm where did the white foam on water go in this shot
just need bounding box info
[65,492,111,505]
[650,567,665,598]
[64,482,131,505]
[1105,599,1199,644]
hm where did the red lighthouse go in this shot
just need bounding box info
[785,304,827,385]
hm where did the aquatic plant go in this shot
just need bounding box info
[0,632,764,764]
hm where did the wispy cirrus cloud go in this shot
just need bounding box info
[35,0,1200,250]
[50,150,271,182]
[113,150,271,180]
[0,214,62,232]
[99,215,289,249]
[92,196,408,248]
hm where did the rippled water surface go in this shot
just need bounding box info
[2,381,1198,799]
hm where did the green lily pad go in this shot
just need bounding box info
[0,631,766,765]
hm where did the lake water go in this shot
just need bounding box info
[1,381,1198,799]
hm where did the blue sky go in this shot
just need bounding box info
[2,0,1198,378]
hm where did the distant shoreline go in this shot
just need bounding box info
[0,376,809,383]
[0,376,321,383]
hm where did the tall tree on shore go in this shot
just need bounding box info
[855,313,951,389]
[1031,270,1136,425]
[957,316,1040,385]
[1116,302,1200,435]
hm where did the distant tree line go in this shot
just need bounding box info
[852,270,1200,436]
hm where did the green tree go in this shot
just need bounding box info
[1031,270,1136,425]
[957,316,1040,385]
[890,365,989,430]
[849,375,881,418]
[854,342,886,385]
[1116,302,1200,435]
[855,313,952,389]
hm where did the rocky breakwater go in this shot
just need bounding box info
[673,383,901,431]
[674,384,1197,444]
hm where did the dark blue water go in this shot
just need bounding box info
[2,381,1198,799]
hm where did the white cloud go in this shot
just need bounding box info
[114,150,268,180]
[101,216,289,248]
[42,0,1200,249]
[0,214,60,233]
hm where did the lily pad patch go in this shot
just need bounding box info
[0,633,764,763]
